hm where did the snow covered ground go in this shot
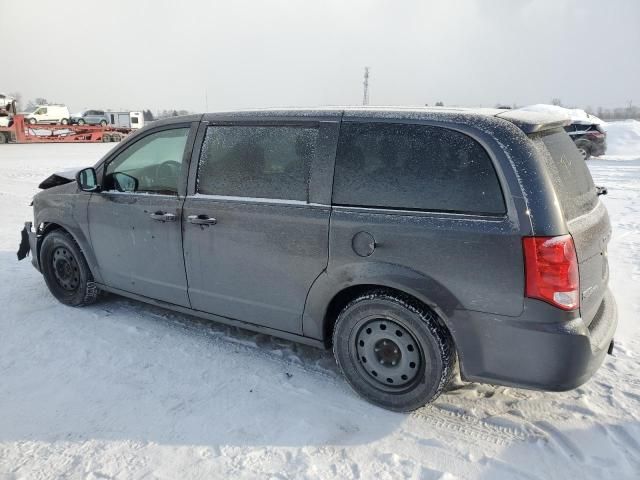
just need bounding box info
[1,129,639,479]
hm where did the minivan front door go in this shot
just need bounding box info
[88,126,194,306]
[182,122,336,334]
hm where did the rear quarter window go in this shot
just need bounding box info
[531,129,598,220]
[332,122,505,215]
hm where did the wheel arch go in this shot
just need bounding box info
[35,219,101,283]
[303,262,462,350]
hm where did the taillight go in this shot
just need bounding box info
[523,235,579,310]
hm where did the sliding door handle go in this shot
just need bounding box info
[187,214,217,225]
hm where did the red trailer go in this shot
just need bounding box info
[0,115,132,144]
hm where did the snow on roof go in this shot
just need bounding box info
[517,104,605,125]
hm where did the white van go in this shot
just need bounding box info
[106,111,145,130]
[25,105,71,125]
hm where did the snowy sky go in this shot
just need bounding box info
[2,0,639,113]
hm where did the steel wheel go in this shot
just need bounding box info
[352,317,423,392]
[333,291,455,411]
[51,246,81,292]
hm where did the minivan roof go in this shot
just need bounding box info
[162,106,571,135]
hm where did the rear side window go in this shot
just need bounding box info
[332,122,505,214]
[198,125,318,201]
[533,129,597,220]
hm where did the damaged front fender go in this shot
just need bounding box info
[38,168,80,189]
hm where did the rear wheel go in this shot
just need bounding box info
[40,230,98,306]
[60,118,69,125]
[333,290,455,411]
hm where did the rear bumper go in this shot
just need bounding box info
[455,289,617,391]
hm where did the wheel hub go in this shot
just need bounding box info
[374,338,401,366]
[354,318,422,388]
[52,247,80,291]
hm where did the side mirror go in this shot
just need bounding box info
[76,167,100,192]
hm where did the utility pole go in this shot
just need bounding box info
[362,67,370,106]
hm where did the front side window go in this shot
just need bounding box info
[332,122,505,215]
[197,125,319,201]
[104,128,189,195]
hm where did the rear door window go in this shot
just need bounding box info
[197,125,319,201]
[533,129,597,220]
[332,122,505,215]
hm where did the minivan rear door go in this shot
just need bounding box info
[534,130,611,325]
[182,118,339,334]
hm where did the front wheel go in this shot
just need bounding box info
[99,120,107,127]
[28,118,37,125]
[333,291,455,411]
[40,230,98,306]
[78,119,86,125]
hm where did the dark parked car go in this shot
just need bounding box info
[564,121,607,160]
[70,110,109,127]
[18,107,617,411]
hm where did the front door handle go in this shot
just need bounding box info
[187,214,217,225]
[150,211,177,222]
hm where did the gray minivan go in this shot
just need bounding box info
[19,107,617,411]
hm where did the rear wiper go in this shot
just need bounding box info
[596,186,608,196]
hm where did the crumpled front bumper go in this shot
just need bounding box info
[18,221,40,272]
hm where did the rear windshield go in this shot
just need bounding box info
[532,129,597,220]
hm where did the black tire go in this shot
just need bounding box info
[575,139,592,160]
[333,290,455,411]
[99,120,107,127]
[78,119,86,125]
[40,230,98,307]
[28,117,37,125]
[60,118,69,125]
